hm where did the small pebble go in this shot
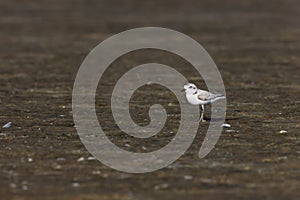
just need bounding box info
[72,182,80,187]
[200,178,213,183]
[87,156,95,160]
[22,185,28,190]
[184,175,193,180]
[77,157,85,162]
[92,170,101,175]
[28,158,33,162]
[277,156,288,160]
[225,129,239,133]
[142,146,147,150]
[57,157,66,161]
[221,123,231,128]
[261,158,273,162]
[154,183,168,190]
[3,122,12,128]
[53,164,62,170]
[279,130,287,133]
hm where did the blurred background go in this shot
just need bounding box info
[0,0,299,199]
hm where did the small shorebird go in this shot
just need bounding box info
[183,83,225,121]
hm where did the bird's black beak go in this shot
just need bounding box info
[181,88,186,92]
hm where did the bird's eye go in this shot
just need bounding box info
[189,86,192,88]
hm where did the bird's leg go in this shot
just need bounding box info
[199,105,204,122]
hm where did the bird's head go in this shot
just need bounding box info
[183,83,197,94]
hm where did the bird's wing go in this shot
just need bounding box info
[197,95,208,101]
[197,89,224,101]
[197,90,211,101]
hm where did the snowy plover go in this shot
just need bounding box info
[183,83,225,121]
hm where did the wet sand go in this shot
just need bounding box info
[0,0,299,199]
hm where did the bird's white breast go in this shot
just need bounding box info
[186,93,201,105]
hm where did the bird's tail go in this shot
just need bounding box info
[211,95,225,103]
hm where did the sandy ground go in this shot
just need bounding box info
[0,0,300,199]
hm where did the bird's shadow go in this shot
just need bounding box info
[203,116,243,122]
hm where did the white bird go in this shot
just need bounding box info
[183,83,225,121]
